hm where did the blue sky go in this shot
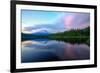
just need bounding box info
[21,10,90,34]
[22,10,65,27]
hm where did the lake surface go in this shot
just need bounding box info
[21,39,90,63]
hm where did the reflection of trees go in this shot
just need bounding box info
[22,39,90,61]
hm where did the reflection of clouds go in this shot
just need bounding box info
[22,41,40,47]
[22,40,90,62]
[22,40,53,49]
[74,44,89,50]
[22,40,54,53]
[63,43,77,59]
[62,43,90,60]
[22,40,66,54]
[22,40,62,48]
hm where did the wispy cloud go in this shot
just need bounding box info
[22,10,90,34]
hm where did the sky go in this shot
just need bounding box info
[21,10,90,34]
[22,10,65,27]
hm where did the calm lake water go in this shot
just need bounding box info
[21,39,90,63]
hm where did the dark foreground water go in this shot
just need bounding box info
[21,39,90,63]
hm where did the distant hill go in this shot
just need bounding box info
[47,27,90,44]
[31,30,50,36]
[22,27,90,39]
[22,27,90,44]
[49,27,90,37]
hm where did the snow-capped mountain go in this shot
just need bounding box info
[22,23,66,35]
[22,27,53,35]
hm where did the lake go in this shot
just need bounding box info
[21,39,90,63]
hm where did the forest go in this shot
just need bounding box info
[22,27,90,45]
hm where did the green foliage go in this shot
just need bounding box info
[22,27,90,45]
[48,27,90,38]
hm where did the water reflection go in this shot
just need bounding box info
[21,39,90,63]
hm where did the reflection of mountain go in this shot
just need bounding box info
[21,39,90,63]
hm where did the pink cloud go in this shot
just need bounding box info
[63,13,90,30]
[77,23,89,29]
[63,15,75,30]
